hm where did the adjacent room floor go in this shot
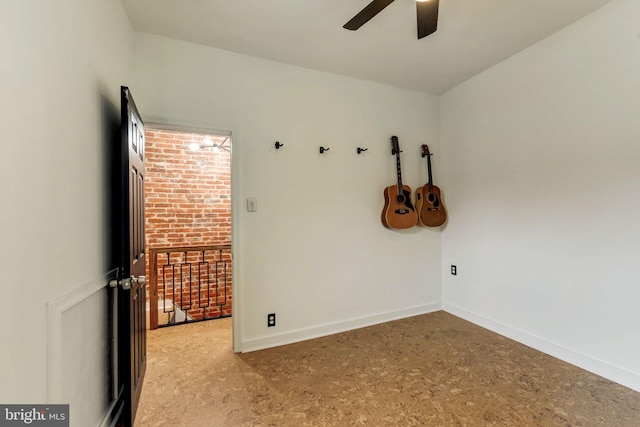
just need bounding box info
[135,312,640,426]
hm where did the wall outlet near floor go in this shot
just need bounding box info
[267,313,276,327]
[451,265,457,276]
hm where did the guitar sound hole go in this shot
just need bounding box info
[396,194,406,204]
[427,193,440,207]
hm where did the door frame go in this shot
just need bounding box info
[144,122,241,352]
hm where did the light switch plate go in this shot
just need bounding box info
[247,197,257,212]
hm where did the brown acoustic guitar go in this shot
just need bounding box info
[381,136,418,229]
[416,144,447,227]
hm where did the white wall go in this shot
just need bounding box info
[132,33,442,350]
[0,0,134,424]
[1,0,636,421]
[440,0,640,391]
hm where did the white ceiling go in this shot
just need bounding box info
[121,0,612,95]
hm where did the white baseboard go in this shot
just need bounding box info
[241,303,441,353]
[443,303,640,393]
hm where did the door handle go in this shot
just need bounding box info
[109,277,132,290]
[132,276,146,285]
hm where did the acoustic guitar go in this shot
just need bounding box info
[416,144,447,227]
[381,136,418,229]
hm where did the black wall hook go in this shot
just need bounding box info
[319,146,330,154]
[357,147,368,154]
[275,141,283,149]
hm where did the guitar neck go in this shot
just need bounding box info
[396,150,403,192]
[426,153,434,192]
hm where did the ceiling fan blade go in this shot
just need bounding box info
[343,0,396,31]
[416,0,439,39]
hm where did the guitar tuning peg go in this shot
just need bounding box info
[357,147,368,154]
[275,141,283,149]
[319,146,330,154]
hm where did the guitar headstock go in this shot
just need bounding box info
[391,136,400,155]
[421,144,431,158]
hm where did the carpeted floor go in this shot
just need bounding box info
[135,311,640,426]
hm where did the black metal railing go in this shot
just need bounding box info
[148,244,231,329]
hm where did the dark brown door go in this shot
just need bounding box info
[113,86,147,427]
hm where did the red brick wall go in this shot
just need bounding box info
[145,129,231,246]
[144,129,232,321]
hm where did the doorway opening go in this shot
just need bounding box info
[143,127,232,329]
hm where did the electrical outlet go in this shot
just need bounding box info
[451,265,457,276]
[267,313,276,327]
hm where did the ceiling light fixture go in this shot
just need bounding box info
[188,137,231,153]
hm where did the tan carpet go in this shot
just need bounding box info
[135,311,640,426]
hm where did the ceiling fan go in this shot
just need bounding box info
[343,0,439,39]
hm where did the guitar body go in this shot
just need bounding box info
[416,184,447,227]
[382,184,418,229]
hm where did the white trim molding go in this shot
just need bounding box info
[143,121,242,354]
[47,269,119,424]
[145,121,232,138]
[241,303,441,353]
